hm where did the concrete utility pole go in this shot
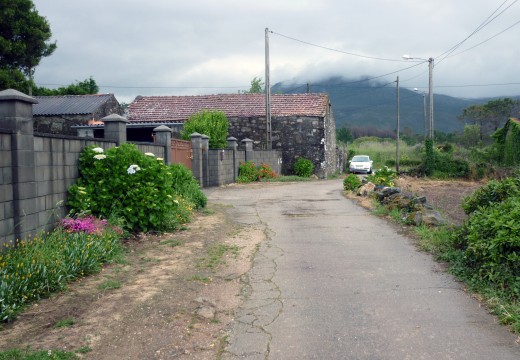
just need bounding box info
[396,76,400,173]
[265,28,272,150]
[428,57,434,139]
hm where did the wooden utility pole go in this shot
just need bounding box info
[265,28,272,150]
[428,57,434,139]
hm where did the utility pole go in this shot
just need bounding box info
[428,57,434,139]
[396,76,400,173]
[307,82,310,94]
[265,28,272,150]
[422,91,426,139]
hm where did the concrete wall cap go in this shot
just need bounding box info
[201,134,209,139]
[241,138,253,143]
[190,132,202,138]
[0,89,38,104]
[153,125,173,132]
[227,136,237,141]
[101,114,128,123]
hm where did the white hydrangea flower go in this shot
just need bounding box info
[92,147,104,153]
[157,157,164,161]
[93,154,106,160]
[145,152,155,157]
[127,164,141,174]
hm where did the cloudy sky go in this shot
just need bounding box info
[32,0,520,103]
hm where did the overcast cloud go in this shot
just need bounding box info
[31,0,520,103]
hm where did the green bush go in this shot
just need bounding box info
[0,222,122,321]
[293,158,314,177]
[237,161,260,183]
[343,174,362,191]
[180,110,229,148]
[454,197,520,300]
[169,163,207,209]
[365,167,397,186]
[67,144,200,232]
[462,175,520,215]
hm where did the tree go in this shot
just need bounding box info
[180,110,229,148]
[482,98,516,131]
[32,77,99,96]
[244,77,264,94]
[336,126,353,144]
[0,0,57,92]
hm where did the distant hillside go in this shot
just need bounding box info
[272,76,500,134]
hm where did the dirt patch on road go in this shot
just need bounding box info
[0,204,265,359]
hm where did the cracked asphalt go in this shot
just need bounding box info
[208,180,520,360]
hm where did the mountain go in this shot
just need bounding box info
[272,76,500,134]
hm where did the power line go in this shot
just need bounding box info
[270,30,409,62]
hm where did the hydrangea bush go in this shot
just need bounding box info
[67,144,206,232]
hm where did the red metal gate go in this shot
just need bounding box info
[171,139,192,169]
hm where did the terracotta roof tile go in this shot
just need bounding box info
[127,93,328,122]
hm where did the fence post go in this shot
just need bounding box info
[227,136,238,181]
[242,138,253,162]
[201,135,210,187]
[153,125,173,165]
[0,89,38,242]
[102,114,128,145]
[190,132,203,187]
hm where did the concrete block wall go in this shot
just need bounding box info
[134,143,165,159]
[246,150,282,176]
[0,131,14,247]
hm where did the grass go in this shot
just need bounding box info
[97,278,121,291]
[159,239,183,247]
[53,317,76,328]
[198,244,240,270]
[347,137,421,171]
[0,349,79,359]
[261,175,312,182]
[74,346,92,354]
[188,274,211,283]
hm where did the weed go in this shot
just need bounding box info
[160,239,183,247]
[97,279,121,291]
[199,244,240,269]
[54,317,76,328]
[75,346,92,354]
[189,274,211,283]
[0,348,78,359]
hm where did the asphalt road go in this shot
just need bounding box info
[208,180,520,360]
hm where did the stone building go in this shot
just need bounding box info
[32,94,123,136]
[127,93,341,177]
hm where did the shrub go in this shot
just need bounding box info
[343,174,362,191]
[237,161,260,183]
[454,197,520,300]
[293,158,314,177]
[462,175,520,215]
[180,110,229,148]
[68,144,202,232]
[365,166,397,187]
[0,222,122,321]
[259,163,277,179]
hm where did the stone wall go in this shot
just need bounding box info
[227,111,338,177]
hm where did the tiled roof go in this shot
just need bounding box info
[127,93,328,122]
[33,94,115,116]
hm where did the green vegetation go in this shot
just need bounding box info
[32,77,99,96]
[343,174,362,191]
[198,244,240,270]
[237,161,277,183]
[261,175,311,182]
[67,144,205,232]
[0,222,123,321]
[97,278,121,291]
[180,110,229,148]
[53,317,76,328]
[365,167,397,187]
[0,0,57,93]
[0,348,78,360]
[293,158,314,177]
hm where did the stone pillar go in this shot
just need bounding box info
[0,89,38,241]
[242,138,253,162]
[201,135,210,187]
[153,125,173,165]
[190,133,203,187]
[102,114,128,145]
[227,136,238,181]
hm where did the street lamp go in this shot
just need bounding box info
[414,88,426,139]
[403,55,434,139]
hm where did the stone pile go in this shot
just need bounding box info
[357,182,446,227]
